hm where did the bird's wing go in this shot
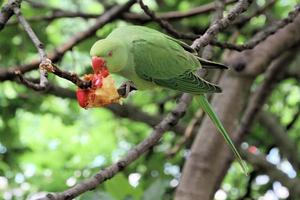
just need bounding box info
[153,71,221,94]
[163,34,196,53]
[132,39,221,94]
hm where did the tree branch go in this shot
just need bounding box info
[138,0,279,53]
[233,0,276,27]
[191,0,253,50]
[37,94,192,200]
[286,106,300,130]
[242,150,300,198]
[7,0,237,25]
[0,0,136,83]
[0,0,22,31]
[137,0,197,40]
[137,0,254,54]
[210,4,300,51]
[166,109,204,158]
[12,3,49,90]
[9,5,92,90]
[258,111,300,171]
[129,0,236,22]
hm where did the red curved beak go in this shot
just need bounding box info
[92,56,105,74]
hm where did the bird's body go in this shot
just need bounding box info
[89,25,247,174]
[91,25,222,92]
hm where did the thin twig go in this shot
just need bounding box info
[286,106,300,130]
[0,0,22,31]
[233,0,276,27]
[7,0,237,25]
[137,0,196,39]
[13,3,92,90]
[138,1,299,52]
[0,0,136,83]
[191,0,253,50]
[13,4,49,89]
[130,0,237,22]
[166,109,204,158]
[211,4,300,51]
[13,71,46,91]
[50,64,91,89]
[138,0,262,53]
[7,11,99,25]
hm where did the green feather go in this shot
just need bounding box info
[153,71,221,94]
[196,95,248,175]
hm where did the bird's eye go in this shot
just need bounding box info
[108,51,113,57]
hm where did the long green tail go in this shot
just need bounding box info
[196,94,248,175]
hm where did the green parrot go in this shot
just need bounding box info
[89,25,247,174]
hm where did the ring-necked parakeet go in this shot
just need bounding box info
[87,25,247,174]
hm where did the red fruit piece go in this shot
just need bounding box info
[248,146,258,154]
[76,89,90,108]
[92,74,103,88]
[92,56,105,74]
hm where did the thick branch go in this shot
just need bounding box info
[258,111,300,171]
[243,150,300,198]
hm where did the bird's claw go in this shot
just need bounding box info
[117,81,137,98]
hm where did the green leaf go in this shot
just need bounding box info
[105,173,142,200]
[143,179,169,200]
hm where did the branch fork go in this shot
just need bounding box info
[39,58,54,72]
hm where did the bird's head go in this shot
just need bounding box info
[75,39,125,109]
[90,39,127,73]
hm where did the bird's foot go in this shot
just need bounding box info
[117,81,137,98]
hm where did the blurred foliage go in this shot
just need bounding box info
[0,0,299,200]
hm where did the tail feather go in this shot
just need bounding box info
[196,94,248,175]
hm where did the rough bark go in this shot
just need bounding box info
[175,14,300,200]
